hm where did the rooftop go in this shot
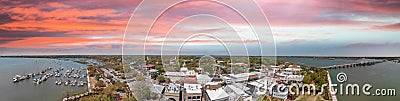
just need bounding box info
[185,70,196,76]
[206,88,230,101]
[166,83,181,93]
[165,72,185,77]
[230,73,249,78]
[150,84,165,94]
[197,74,212,84]
[184,84,202,94]
[184,77,198,84]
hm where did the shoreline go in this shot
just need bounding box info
[87,69,91,93]
[327,71,337,101]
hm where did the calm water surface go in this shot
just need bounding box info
[0,58,87,101]
[279,57,400,101]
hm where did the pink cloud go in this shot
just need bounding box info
[373,23,400,31]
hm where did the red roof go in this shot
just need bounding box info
[144,64,155,68]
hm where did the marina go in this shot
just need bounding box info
[13,66,87,87]
[0,57,88,101]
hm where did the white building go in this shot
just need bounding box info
[186,70,196,77]
[248,77,277,95]
[150,84,165,95]
[283,67,302,75]
[197,74,212,84]
[183,84,202,101]
[180,67,188,72]
[164,83,181,101]
[224,85,252,101]
[205,88,230,101]
[229,73,249,83]
[222,76,232,84]
[165,72,185,82]
[287,75,304,83]
[276,73,304,83]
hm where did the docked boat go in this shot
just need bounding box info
[64,80,69,86]
[55,79,62,85]
[73,74,80,78]
[12,75,21,83]
[33,78,40,84]
[70,80,77,86]
[78,81,86,87]
[55,73,61,77]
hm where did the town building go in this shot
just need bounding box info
[205,88,230,101]
[164,83,182,101]
[165,72,185,82]
[229,73,249,83]
[183,84,202,101]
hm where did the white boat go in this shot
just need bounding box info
[12,75,21,83]
[64,81,69,86]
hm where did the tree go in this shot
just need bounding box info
[123,96,137,101]
[95,80,106,87]
[249,68,257,72]
[155,65,165,73]
[309,73,318,80]
[157,75,165,83]
[315,77,327,87]
[103,84,118,96]
[203,66,215,74]
[302,75,312,84]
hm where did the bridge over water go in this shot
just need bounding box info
[321,60,384,69]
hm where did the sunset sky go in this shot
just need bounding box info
[0,0,399,56]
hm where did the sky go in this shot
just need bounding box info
[0,0,399,56]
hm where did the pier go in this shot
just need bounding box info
[321,60,384,69]
[62,91,98,101]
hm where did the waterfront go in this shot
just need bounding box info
[280,57,400,101]
[329,62,400,101]
[1,57,398,101]
[0,57,87,101]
